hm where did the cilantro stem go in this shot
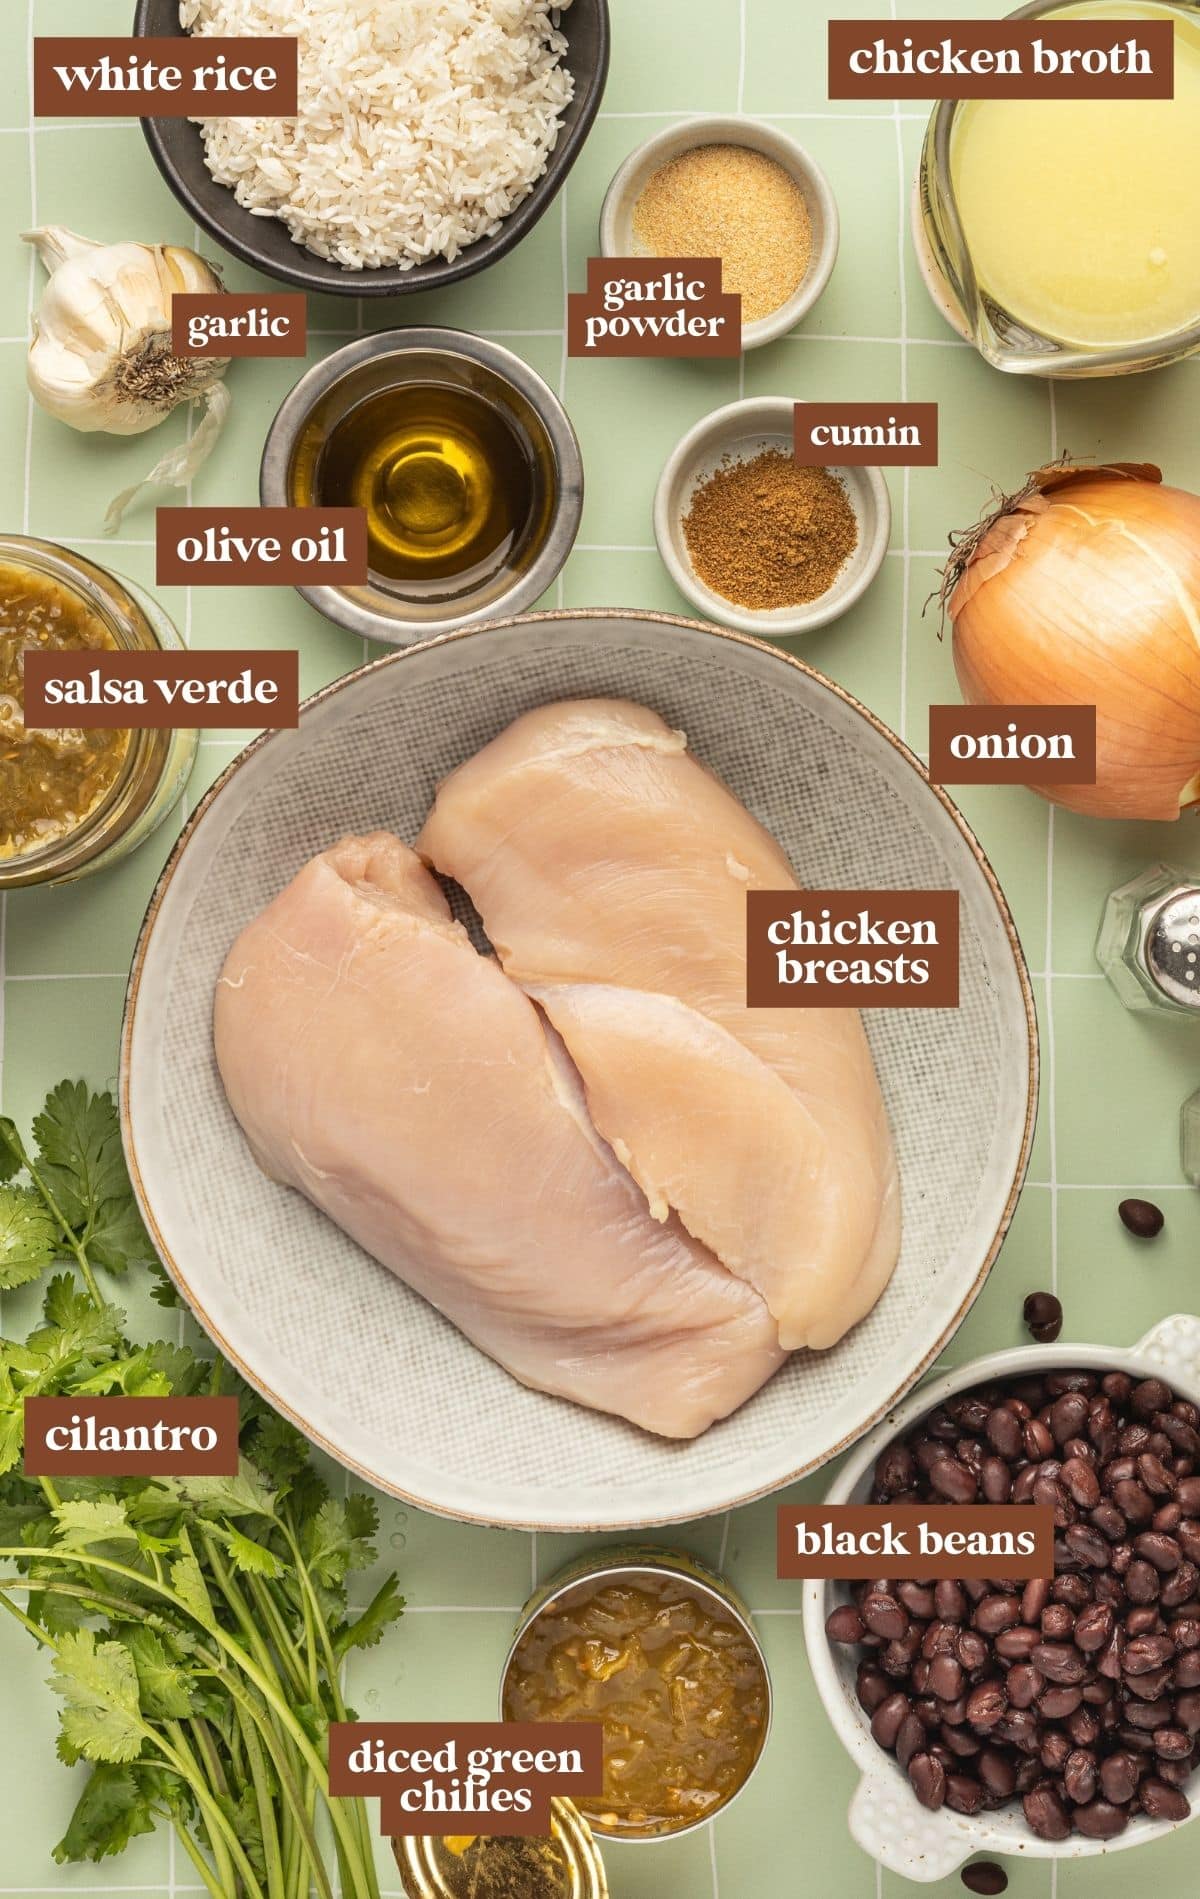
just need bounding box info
[159,1721,264,1899]
[248,1571,308,1700]
[6,1543,374,1893]
[19,1147,104,1309]
[170,1812,228,1899]
[0,1584,55,1648]
[239,1700,288,1899]
[228,1680,334,1899]
[279,1512,380,1899]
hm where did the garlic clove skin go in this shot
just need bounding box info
[23,227,227,436]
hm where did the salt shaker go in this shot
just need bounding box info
[1095,865,1200,1018]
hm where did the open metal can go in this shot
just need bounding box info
[499,1545,773,1844]
[392,1798,608,1898]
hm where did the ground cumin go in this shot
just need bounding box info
[682,449,859,611]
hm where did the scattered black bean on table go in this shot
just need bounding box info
[961,1864,1008,1896]
[1119,1198,1165,1240]
[827,1369,1200,1840]
[1022,1291,1063,1344]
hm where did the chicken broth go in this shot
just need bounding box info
[501,1574,769,1838]
[0,557,129,860]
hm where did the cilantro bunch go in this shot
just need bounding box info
[0,1084,404,1897]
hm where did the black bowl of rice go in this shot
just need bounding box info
[135,0,609,296]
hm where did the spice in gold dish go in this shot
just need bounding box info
[304,381,534,588]
[502,1571,769,1838]
[0,556,130,860]
[682,448,859,611]
[392,1801,607,1899]
[632,145,812,323]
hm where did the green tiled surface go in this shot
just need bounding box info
[3,1,1200,1893]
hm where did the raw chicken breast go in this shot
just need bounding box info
[418,700,900,1351]
[214,834,785,1439]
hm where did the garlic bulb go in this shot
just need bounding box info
[23,227,233,530]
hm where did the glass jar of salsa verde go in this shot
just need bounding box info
[0,535,196,889]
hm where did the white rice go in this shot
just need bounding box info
[181,0,574,271]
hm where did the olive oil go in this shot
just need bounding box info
[313,383,533,589]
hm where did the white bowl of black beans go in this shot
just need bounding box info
[803,1315,1200,1882]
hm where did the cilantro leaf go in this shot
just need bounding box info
[53,1499,137,1550]
[170,1463,275,1521]
[0,1184,59,1289]
[50,1630,145,1764]
[53,1763,156,1864]
[118,1627,194,1720]
[211,1521,287,1580]
[33,1083,152,1274]
[334,1573,405,1659]
[169,1529,216,1632]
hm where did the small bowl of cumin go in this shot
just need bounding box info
[654,397,892,636]
[600,116,839,348]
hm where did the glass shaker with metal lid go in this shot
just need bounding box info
[1096,864,1200,1016]
[393,1800,608,1899]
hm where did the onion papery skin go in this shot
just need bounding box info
[949,469,1200,821]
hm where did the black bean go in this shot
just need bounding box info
[966,1681,1007,1729]
[1023,1292,1063,1343]
[1062,1746,1096,1804]
[898,1580,936,1618]
[1099,1749,1142,1803]
[1061,1456,1102,1509]
[935,1578,968,1623]
[1139,1777,1191,1822]
[974,1595,1020,1635]
[1023,1783,1071,1839]
[826,1605,866,1644]
[1020,1576,1051,1624]
[995,1626,1041,1661]
[960,1862,1007,1895]
[1161,1560,1199,1608]
[928,1653,965,1702]
[1132,1379,1174,1420]
[1073,1602,1114,1652]
[986,1406,1023,1458]
[1112,1479,1156,1526]
[1126,1558,1161,1603]
[1153,1727,1192,1760]
[1032,1642,1086,1684]
[1050,1393,1090,1444]
[939,1773,979,1816]
[976,1747,1017,1797]
[1006,1663,1045,1709]
[862,1591,910,1639]
[930,1457,978,1504]
[870,1692,910,1750]
[896,1711,925,1772]
[1175,1690,1200,1734]
[1179,1520,1200,1564]
[1074,1798,1129,1839]
[1118,1197,1164,1239]
[1041,1602,1075,1640]
[908,1751,946,1810]
[1135,1532,1183,1574]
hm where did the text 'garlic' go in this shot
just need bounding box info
[23,227,232,533]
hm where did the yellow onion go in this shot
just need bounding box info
[945,462,1200,820]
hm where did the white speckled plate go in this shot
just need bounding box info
[120,610,1037,1531]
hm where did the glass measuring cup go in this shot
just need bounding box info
[914,0,1200,377]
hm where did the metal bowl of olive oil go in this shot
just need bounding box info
[262,330,583,644]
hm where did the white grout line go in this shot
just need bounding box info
[594,109,930,121]
[709,1818,722,1899]
[1044,382,1060,1297]
[889,0,911,746]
